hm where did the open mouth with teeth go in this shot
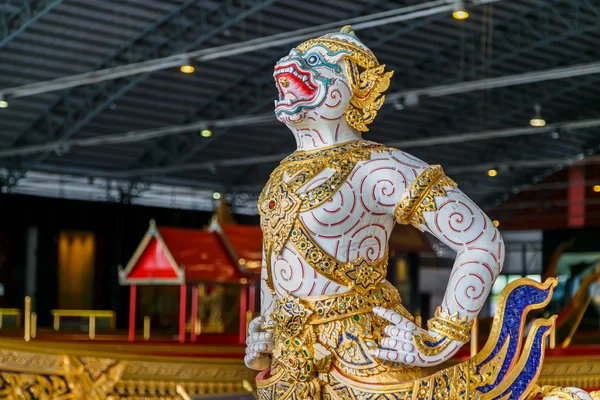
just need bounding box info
[273,61,323,115]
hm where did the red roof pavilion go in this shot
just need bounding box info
[119,219,261,343]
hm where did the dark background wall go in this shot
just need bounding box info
[0,193,259,328]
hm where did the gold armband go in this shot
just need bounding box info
[427,307,473,344]
[394,165,457,231]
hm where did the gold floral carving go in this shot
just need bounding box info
[538,357,600,390]
[62,355,123,399]
[258,140,390,293]
[427,306,474,344]
[0,343,255,400]
[0,350,63,374]
[288,220,388,294]
[258,182,301,257]
[0,373,68,399]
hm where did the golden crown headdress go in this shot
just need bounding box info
[296,25,393,132]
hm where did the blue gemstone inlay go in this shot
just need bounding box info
[477,283,551,393]
[495,325,549,400]
[423,336,447,347]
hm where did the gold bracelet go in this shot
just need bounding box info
[394,165,457,231]
[427,307,473,344]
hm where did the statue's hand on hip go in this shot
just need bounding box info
[244,316,274,371]
[369,307,461,367]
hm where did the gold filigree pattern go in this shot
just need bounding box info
[394,165,457,231]
[258,140,390,293]
[263,282,421,399]
[271,292,314,338]
[62,355,123,400]
[289,220,388,294]
[0,373,68,400]
[427,307,473,344]
[285,281,408,326]
[412,330,454,357]
[259,182,301,257]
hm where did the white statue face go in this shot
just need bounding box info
[273,45,353,126]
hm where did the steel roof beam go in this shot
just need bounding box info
[396,0,600,89]
[131,0,595,177]
[376,0,600,188]
[2,60,599,162]
[8,0,277,177]
[0,0,63,50]
[0,0,502,99]
[388,62,600,102]
[113,118,600,178]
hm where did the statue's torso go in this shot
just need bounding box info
[270,168,395,297]
[259,140,426,299]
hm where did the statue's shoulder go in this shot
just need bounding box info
[366,143,430,174]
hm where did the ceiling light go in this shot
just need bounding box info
[488,169,498,177]
[213,191,222,200]
[594,185,600,193]
[0,100,8,108]
[493,220,500,228]
[180,65,195,74]
[452,0,469,19]
[201,129,212,138]
[529,103,546,127]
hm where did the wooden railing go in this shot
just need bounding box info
[51,309,116,339]
[0,308,22,329]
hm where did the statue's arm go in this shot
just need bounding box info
[368,149,505,366]
[244,245,274,370]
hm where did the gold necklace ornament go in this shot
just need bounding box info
[258,140,390,293]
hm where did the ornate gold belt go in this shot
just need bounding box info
[269,282,408,338]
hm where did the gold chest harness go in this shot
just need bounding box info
[258,140,390,295]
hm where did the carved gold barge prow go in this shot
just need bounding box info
[0,340,256,399]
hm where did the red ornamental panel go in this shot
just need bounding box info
[127,236,179,280]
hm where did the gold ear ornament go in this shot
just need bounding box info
[295,25,394,132]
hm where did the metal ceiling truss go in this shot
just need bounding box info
[0,0,491,100]
[485,108,600,211]
[0,0,62,50]
[399,0,600,89]
[2,59,599,162]
[124,0,597,180]
[124,11,451,177]
[443,75,600,205]
[217,0,600,188]
[9,0,277,179]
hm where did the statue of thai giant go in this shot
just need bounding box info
[245,26,595,400]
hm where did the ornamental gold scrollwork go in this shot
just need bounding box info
[258,140,391,294]
[0,373,69,400]
[394,164,458,231]
[427,307,473,344]
[62,355,123,400]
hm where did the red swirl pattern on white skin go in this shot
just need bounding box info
[275,150,422,298]
[367,151,504,366]
[248,39,506,371]
[250,148,505,369]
